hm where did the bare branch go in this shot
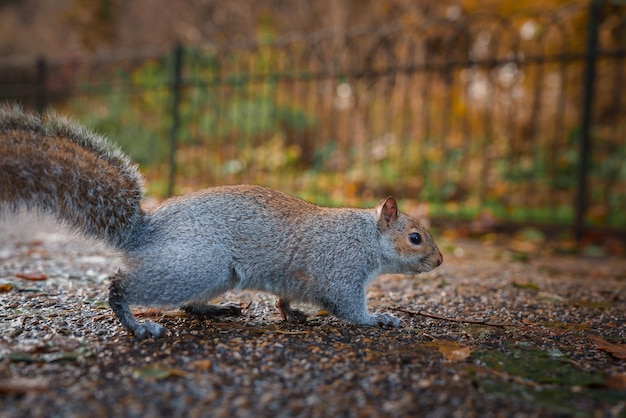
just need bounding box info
[391,306,513,328]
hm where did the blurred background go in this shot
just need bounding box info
[0,0,624,247]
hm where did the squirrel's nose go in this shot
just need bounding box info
[435,251,443,267]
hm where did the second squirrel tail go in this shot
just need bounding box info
[0,105,145,250]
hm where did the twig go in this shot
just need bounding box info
[391,306,513,328]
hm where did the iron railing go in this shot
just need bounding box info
[1,2,624,237]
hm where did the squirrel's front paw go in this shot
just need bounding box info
[132,322,168,339]
[372,313,401,328]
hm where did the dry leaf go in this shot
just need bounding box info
[189,360,212,370]
[591,336,626,360]
[509,239,538,253]
[133,308,164,318]
[133,365,187,380]
[0,283,13,293]
[0,377,49,394]
[426,340,472,362]
[606,374,626,391]
[512,281,540,291]
[15,272,47,281]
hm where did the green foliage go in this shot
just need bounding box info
[63,37,625,229]
[69,46,315,170]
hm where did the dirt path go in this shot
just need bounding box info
[1,213,625,417]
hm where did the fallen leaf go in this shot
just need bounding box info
[189,360,212,370]
[49,335,81,352]
[606,374,626,391]
[15,272,48,281]
[0,283,13,292]
[133,308,164,318]
[8,353,40,363]
[0,377,49,394]
[133,365,187,380]
[569,300,611,310]
[512,281,539,291]
[536,291,565,302]
[509,239,538,253]
[92,313,114,322]
[9,346,92,364]
[591,336,626,360]
[537,321,589,332]
[426,340,472,362]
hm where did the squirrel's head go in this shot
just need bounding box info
[376,197,443,274]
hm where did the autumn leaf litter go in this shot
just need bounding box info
[1,213,625,417]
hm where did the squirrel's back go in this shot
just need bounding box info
[0,105,144,248]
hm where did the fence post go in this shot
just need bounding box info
[167,42,183,197]
[35,56,47,113]
[574,0,602,242]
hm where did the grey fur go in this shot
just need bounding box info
[1,106,443,339]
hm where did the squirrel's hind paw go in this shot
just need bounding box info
[181,302,243,317]
[275,299,308,324]
[282,308,308,324]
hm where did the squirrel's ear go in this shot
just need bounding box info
[376,197,398,229]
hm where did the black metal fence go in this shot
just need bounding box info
[1,2,625,237]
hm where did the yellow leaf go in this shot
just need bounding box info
[15,273,47,281]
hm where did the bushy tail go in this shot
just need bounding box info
[0,105,145,249]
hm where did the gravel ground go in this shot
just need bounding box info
[0,213,625,418]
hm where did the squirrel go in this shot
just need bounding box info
[0,105,443,339]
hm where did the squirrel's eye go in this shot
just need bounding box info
[408,232,422,245]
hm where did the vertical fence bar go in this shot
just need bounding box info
[35,56,47,113]
[167,42,184,197]
[575,0,602,242]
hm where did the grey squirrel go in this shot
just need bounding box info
[0,105,443,339]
